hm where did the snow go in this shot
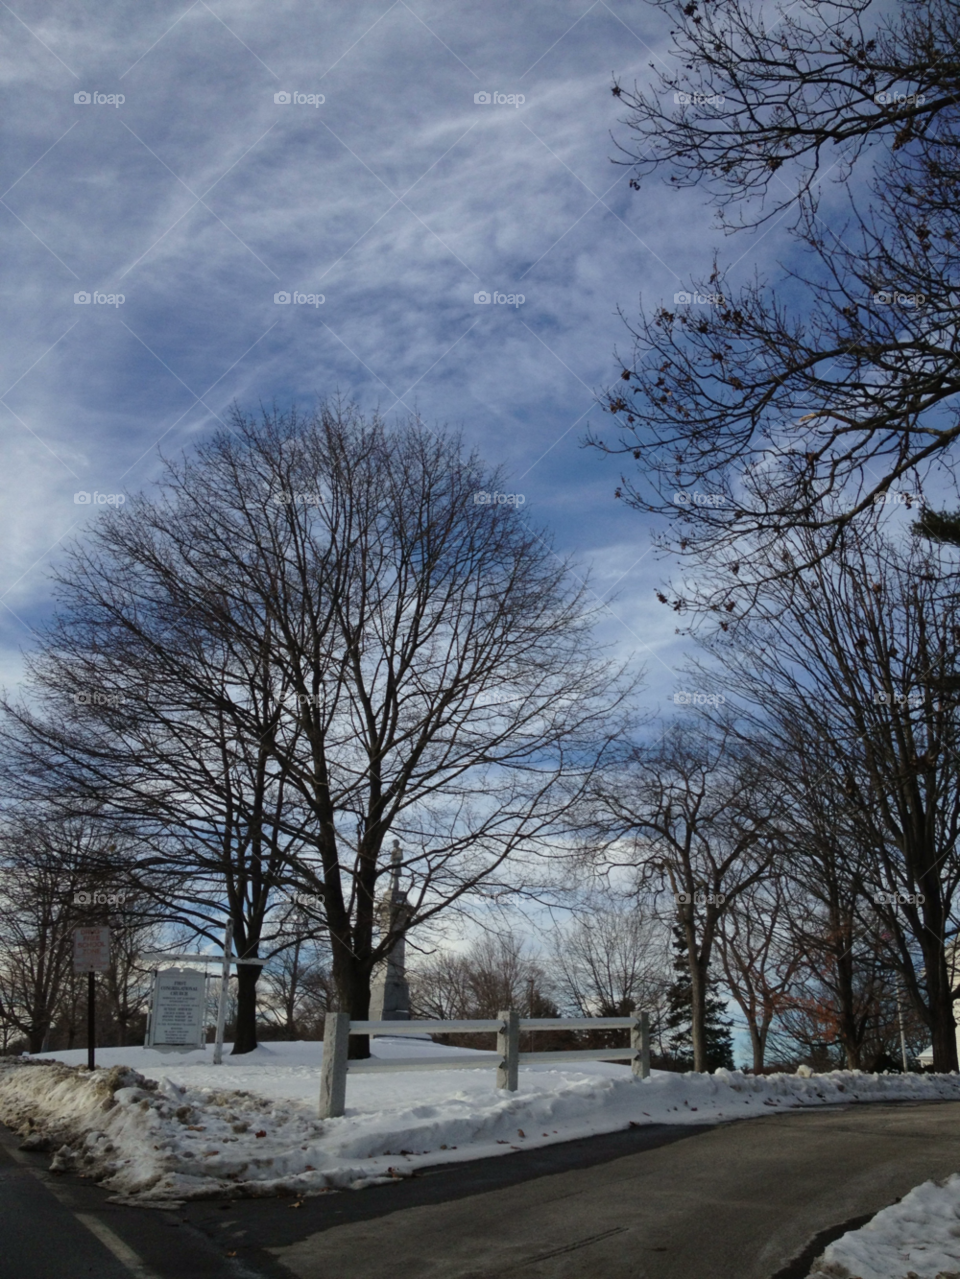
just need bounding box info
[809,1174,960,1279]
[1,1039,959,1205]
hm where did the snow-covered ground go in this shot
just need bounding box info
[1,1039,959,1205]
[809,1174,960,1279]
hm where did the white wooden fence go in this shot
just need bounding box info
[319,1010,650,1118]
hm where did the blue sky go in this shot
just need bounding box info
[0,0,795,704]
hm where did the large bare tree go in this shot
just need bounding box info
[1,405,632,1053]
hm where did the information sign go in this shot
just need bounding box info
[73,926,110,973]
[145,967,207,1051]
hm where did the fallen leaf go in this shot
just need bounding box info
[255,1130,267,1138]
[517,1130,525,1138]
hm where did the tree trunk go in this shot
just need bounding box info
[232,964,259,1055]
[689,957,707,1072]
[925,943,958,1073]
[335,956,372,1060]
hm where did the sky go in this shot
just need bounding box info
[0,0,801,710]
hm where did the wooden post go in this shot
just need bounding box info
[496,1009,519,1091]
[631,1011,650,1079]
[319,1012,351,1118]
[213,920,234,1066]
[87,971,95,1070]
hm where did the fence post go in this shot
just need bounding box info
[631,1011,650,1079]
[319,1011,351,1118]
[496,1008,519,1091]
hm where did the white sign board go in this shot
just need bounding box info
[145,967,207,1052]
[73,926,110,973]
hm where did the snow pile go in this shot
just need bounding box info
[2,1042,959,1203]
[809,1174,960,1279]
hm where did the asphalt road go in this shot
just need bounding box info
[2,1101,959,1279]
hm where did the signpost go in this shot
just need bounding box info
[73,927,110,1070]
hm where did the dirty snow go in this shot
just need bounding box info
[1,1039,958,1204]
[809,1174,960,1279]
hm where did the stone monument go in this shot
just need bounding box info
[369,840,412,1022]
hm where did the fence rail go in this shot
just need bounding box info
[319,1010,650,1118]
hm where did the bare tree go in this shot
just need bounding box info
[549,898,670,1030]
[0,813,160,1052]
[258,912,332,1040]
[1,404,633,1055]
[585,719,779,1071]
[0,823,85,1053]
[714,876,800,1073]
[696,521,960,1069]
[411,932,550,1021]
[591,0,960,605]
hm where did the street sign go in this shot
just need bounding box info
[73,926,110,973]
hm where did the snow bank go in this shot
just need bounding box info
[809,1174,960,1279]
[2,1041,959,1204]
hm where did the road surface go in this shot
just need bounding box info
[2,1100,958,1278]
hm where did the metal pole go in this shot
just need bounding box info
[87,971,95,1070]
[631,1011,650,1079]
[897,982,909,1073]
[213,919,234,1066]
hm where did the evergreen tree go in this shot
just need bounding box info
[664,927,734,1071]
[913,508,960,548]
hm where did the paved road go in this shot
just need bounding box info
[2,1102,959,1279]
